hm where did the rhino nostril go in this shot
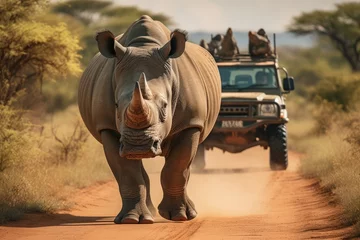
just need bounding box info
[119,142,124,152]
[152,140,160,150]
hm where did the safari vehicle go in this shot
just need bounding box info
[193,42,295,171]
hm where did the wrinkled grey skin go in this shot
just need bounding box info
[78,15,221,224]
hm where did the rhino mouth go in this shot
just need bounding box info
[119,140,162,159]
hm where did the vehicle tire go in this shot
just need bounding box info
[267,124,288,171]
[192,143,206,171]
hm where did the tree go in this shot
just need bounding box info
[288,2,360,72]
[0,0,82,106]
[52,0,173,65]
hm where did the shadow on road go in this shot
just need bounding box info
[2,213,115,228]
[192,167,270,174]
[2,214,184,228]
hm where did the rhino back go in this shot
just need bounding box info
[78,53,117,143]
[172,42,221,142]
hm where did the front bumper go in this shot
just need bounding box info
[212,118,288,134]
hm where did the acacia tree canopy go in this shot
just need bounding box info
[287,2,360,72]
[0,0,82,106]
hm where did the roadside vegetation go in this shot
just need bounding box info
[1,0,359,234]
[0,0,171,223]
[284,1,360,234]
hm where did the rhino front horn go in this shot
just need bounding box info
[138,72,153,99]
[125,82,152,129]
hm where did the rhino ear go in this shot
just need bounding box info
[96,31,116,58]
[159,29,188,59]
[96,30,127,59]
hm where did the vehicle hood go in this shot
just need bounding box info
[221,92,280,102]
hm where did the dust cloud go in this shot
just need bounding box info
[143,148,273,218]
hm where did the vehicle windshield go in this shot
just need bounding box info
[219,65,279,91]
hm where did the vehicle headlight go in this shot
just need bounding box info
[259,104,278,117]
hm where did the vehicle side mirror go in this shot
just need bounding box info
[283,77,295,91]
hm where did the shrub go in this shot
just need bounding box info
[0,105,31,172]
[50,119,89,164]
[313,76,360,112]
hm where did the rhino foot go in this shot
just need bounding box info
[114,198,154,224]
[158,194,197,221]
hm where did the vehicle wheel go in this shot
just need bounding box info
[192,143,205,171]
[267,124,288,171]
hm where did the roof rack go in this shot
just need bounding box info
[213,53,278,63]
[210,32,279,63]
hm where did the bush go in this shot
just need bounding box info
[50,119,89,165]
[300,112,360,235]
[42,79,79,113]
[0,104,65,223]
[311,99,342,135]
[313,76,360,112]
[0,105,31,172]
[0,0,82,105]
[0,105,111,223]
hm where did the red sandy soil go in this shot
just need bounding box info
[0,148,354,239]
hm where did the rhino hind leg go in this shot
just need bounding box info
[100,130,155,224]
[158,128,200,221]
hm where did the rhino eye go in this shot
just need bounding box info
[115,103,118,108]
[159,109,166,122]
[159,103,167,122]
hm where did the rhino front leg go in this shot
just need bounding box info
[158,128,200,221]
[101,130,155,224]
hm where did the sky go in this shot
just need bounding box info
[115,0,351,32]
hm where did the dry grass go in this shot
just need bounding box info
[0,105,112,223]
[289,101,360,236]
[300,127,360,233]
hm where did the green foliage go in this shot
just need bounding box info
[279,42,351,97]
[0,0,82,106]
[0,0,48,24]
[313,76,360,112]
[52,0,113,25]
[42,79,78,113]
[287,2,360,72]
[311,100,342,135]
[0,105,33,172]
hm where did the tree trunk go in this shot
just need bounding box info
[353,60,360,72]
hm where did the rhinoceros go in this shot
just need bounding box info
[78,15,221,224]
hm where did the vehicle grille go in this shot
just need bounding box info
[219,105,250,116]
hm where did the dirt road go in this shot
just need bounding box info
[0,148,353,239]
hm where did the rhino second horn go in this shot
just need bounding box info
[125,82,152,129]
[138,72,153,99]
